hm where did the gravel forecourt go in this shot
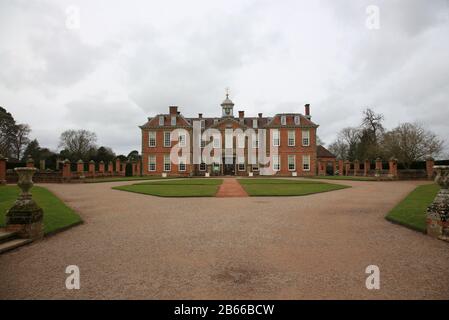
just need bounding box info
[0,178,448,299]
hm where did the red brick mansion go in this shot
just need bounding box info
[140,95,334,176]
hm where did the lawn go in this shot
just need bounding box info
[307,176,376,181]
[238,178,349,196]
[386,183,440,233]
[0,186,82,235]
[113,179,223,197]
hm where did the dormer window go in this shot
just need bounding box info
[252,119,258,128]
[171,116,176,126]
[281,115,286,126]
[159,116,164,126]
[294,115,300,125]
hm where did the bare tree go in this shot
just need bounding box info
[328,139,349,160]
[361,108,384,140]
[12,124,31,160]
[382,122,444,168]
[58,129,97,161]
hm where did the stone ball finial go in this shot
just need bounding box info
[89,160,95,164]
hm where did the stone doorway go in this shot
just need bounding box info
[223,157,235,175]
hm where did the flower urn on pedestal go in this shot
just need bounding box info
[6,167,44,239]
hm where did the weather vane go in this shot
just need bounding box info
[225,87,230,98]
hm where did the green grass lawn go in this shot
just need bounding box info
[113,179,223,197]
[0,186,82,235]
[238,178,349,196]
[386,183,440,233]
[307,176,376,181]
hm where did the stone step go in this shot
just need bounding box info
[0,230,18,243]
[0,238,33,254]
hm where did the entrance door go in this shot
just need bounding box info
[223,157,235,175]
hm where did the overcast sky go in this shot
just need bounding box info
[1,0,448,155]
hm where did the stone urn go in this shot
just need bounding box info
[426,166,449,241]
[6,167,44,239]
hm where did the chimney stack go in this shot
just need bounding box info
[239,111,244,119]
[198,113,203,119]
[304,104,311,119]
[258,113,263,118]
[169,106,178,115]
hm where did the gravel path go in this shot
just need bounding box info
[0,179,448,299]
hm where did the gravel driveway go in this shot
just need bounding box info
[1,179,448,299]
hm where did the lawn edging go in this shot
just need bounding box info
[385,183,440,233]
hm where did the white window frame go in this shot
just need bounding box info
[294,115,300,125]
[164,131,171,147]
[273,155,280,171]
[237,157,245,171]
[302,130,310,146]
[281,115,286,125]
[303,155,311,171]
[149,131,156,147]
[148,155,156,172]
[163,154,171,172]
[199,163,206,171]
[179,133,186,147]
[272,129,280,147]
[213,136,221,148]
[200,120,205,129]
[288,130,295,147]
[171,116,176,126]
[288,155,296,171]
[179,157,186,172]
[159,116,164,126]
[252,136,259,149]
[252,119,258,129]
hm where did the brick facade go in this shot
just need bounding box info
[140,97,320,177]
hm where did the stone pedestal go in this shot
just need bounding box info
[6,167,43,240]
[426,166,449,242]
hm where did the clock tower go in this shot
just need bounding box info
[221,89,234,117]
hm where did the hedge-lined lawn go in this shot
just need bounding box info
[308,176,376,181]
[0,186,82,235]
[113,179,223,197]
[386,184,440,233]
[238,179,349,196]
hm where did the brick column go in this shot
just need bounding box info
[108,161,114,174]
[345,160,351,176]
[136,161,141,176]
[318,161,326,176]
[26,156,35,168]
[354,160,360,176]
[77,160,84,175]
[338,159,344,176]
[426,157,435,180]
[389,158,398,179]
[131,162,137,176]
[375,158,382,171]
[62,159,71,181]
[0,155,7,185]
[364,159,370,176]
[333,160,337,176]
[116,159,121,175]
[89,160,95,176]
[99,161,105,174]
